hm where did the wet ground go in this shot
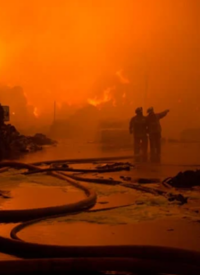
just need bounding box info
[0,141,200,260]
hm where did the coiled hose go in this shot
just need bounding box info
[0,161,97,222]
[0,158,200,274]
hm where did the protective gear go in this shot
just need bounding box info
[0,104,5,160]
[135,107,143,115]
[147,107,154,114]
[134,135,148,162]
[149,133,161,162]
[146,109,169,162]
[0,104,4,126]
[130,111,148,162]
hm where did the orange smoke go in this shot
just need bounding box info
[0,0,199,136]
[116,70,130,84]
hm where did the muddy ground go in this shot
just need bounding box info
[0,141,200,260]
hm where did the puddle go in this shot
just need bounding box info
[0,172,85,210]
[1,142,200,260]
[0,184,84,210]
[17,219,200,252]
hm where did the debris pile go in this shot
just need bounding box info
[163,170,200,188]
[0,124,57,160]
[0,190,11,199]
[96,162,134,170]
[120,176,160,183]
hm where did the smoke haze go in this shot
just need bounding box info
[0,0,199,137]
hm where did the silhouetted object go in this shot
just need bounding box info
[0,103,4,126]
[146,107,169,162]
[32,133,57,146]
[167,193,188,205]
[96,162,133,170]
[0,124,57,160]
[129,107,148,162]
[0,103,5,160]
[163,170,200,188]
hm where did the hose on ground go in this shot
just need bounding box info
[0,162,97,222]
[30,155,200,167]
[0,158,199,274]
[31,155,134,166]
[23,166,130,175]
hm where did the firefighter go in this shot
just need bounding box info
[129,107,148,162]
[146,107,169,162]
[0,104,5,161]
[0,104,4,126]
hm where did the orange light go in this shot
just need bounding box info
[116,70,130,84]
[88,86,116,107]
[33,107,39,118]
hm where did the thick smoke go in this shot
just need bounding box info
[0,0,199,137]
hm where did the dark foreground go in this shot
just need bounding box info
[0,141,199,274]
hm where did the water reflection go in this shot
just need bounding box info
[0,142,200,260]
[1,184,84,210]
[18,219,200,252]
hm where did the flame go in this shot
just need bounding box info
[23,91,32,106]
[116,70,130,84]
[88,86,116,107]
[33,107,39,118]
[12,112,15,115]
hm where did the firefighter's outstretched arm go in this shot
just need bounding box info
[157,109,169,119]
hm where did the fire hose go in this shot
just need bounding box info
[0,159,199,274]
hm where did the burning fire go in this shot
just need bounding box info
[88,86,116,107]
[24,91,40,118]
[33,107,39,118]
[116,70,130,84]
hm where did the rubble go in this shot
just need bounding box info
[120,176,132,181]
[0,190,11,199]
[31,133,57,146]
[167,193,188,205]
[96,162,133,170]
[122,182,188,205]
[0,124,57,160]
[163,170,200,188]
[120,176,161,183]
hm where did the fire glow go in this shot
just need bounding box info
[33,107,39,118]
[88,86,116,108]
[116,70,130,84]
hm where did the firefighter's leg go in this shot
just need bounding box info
[141,136,148,162]
[134,136,140,162]
[0,139,4,161]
